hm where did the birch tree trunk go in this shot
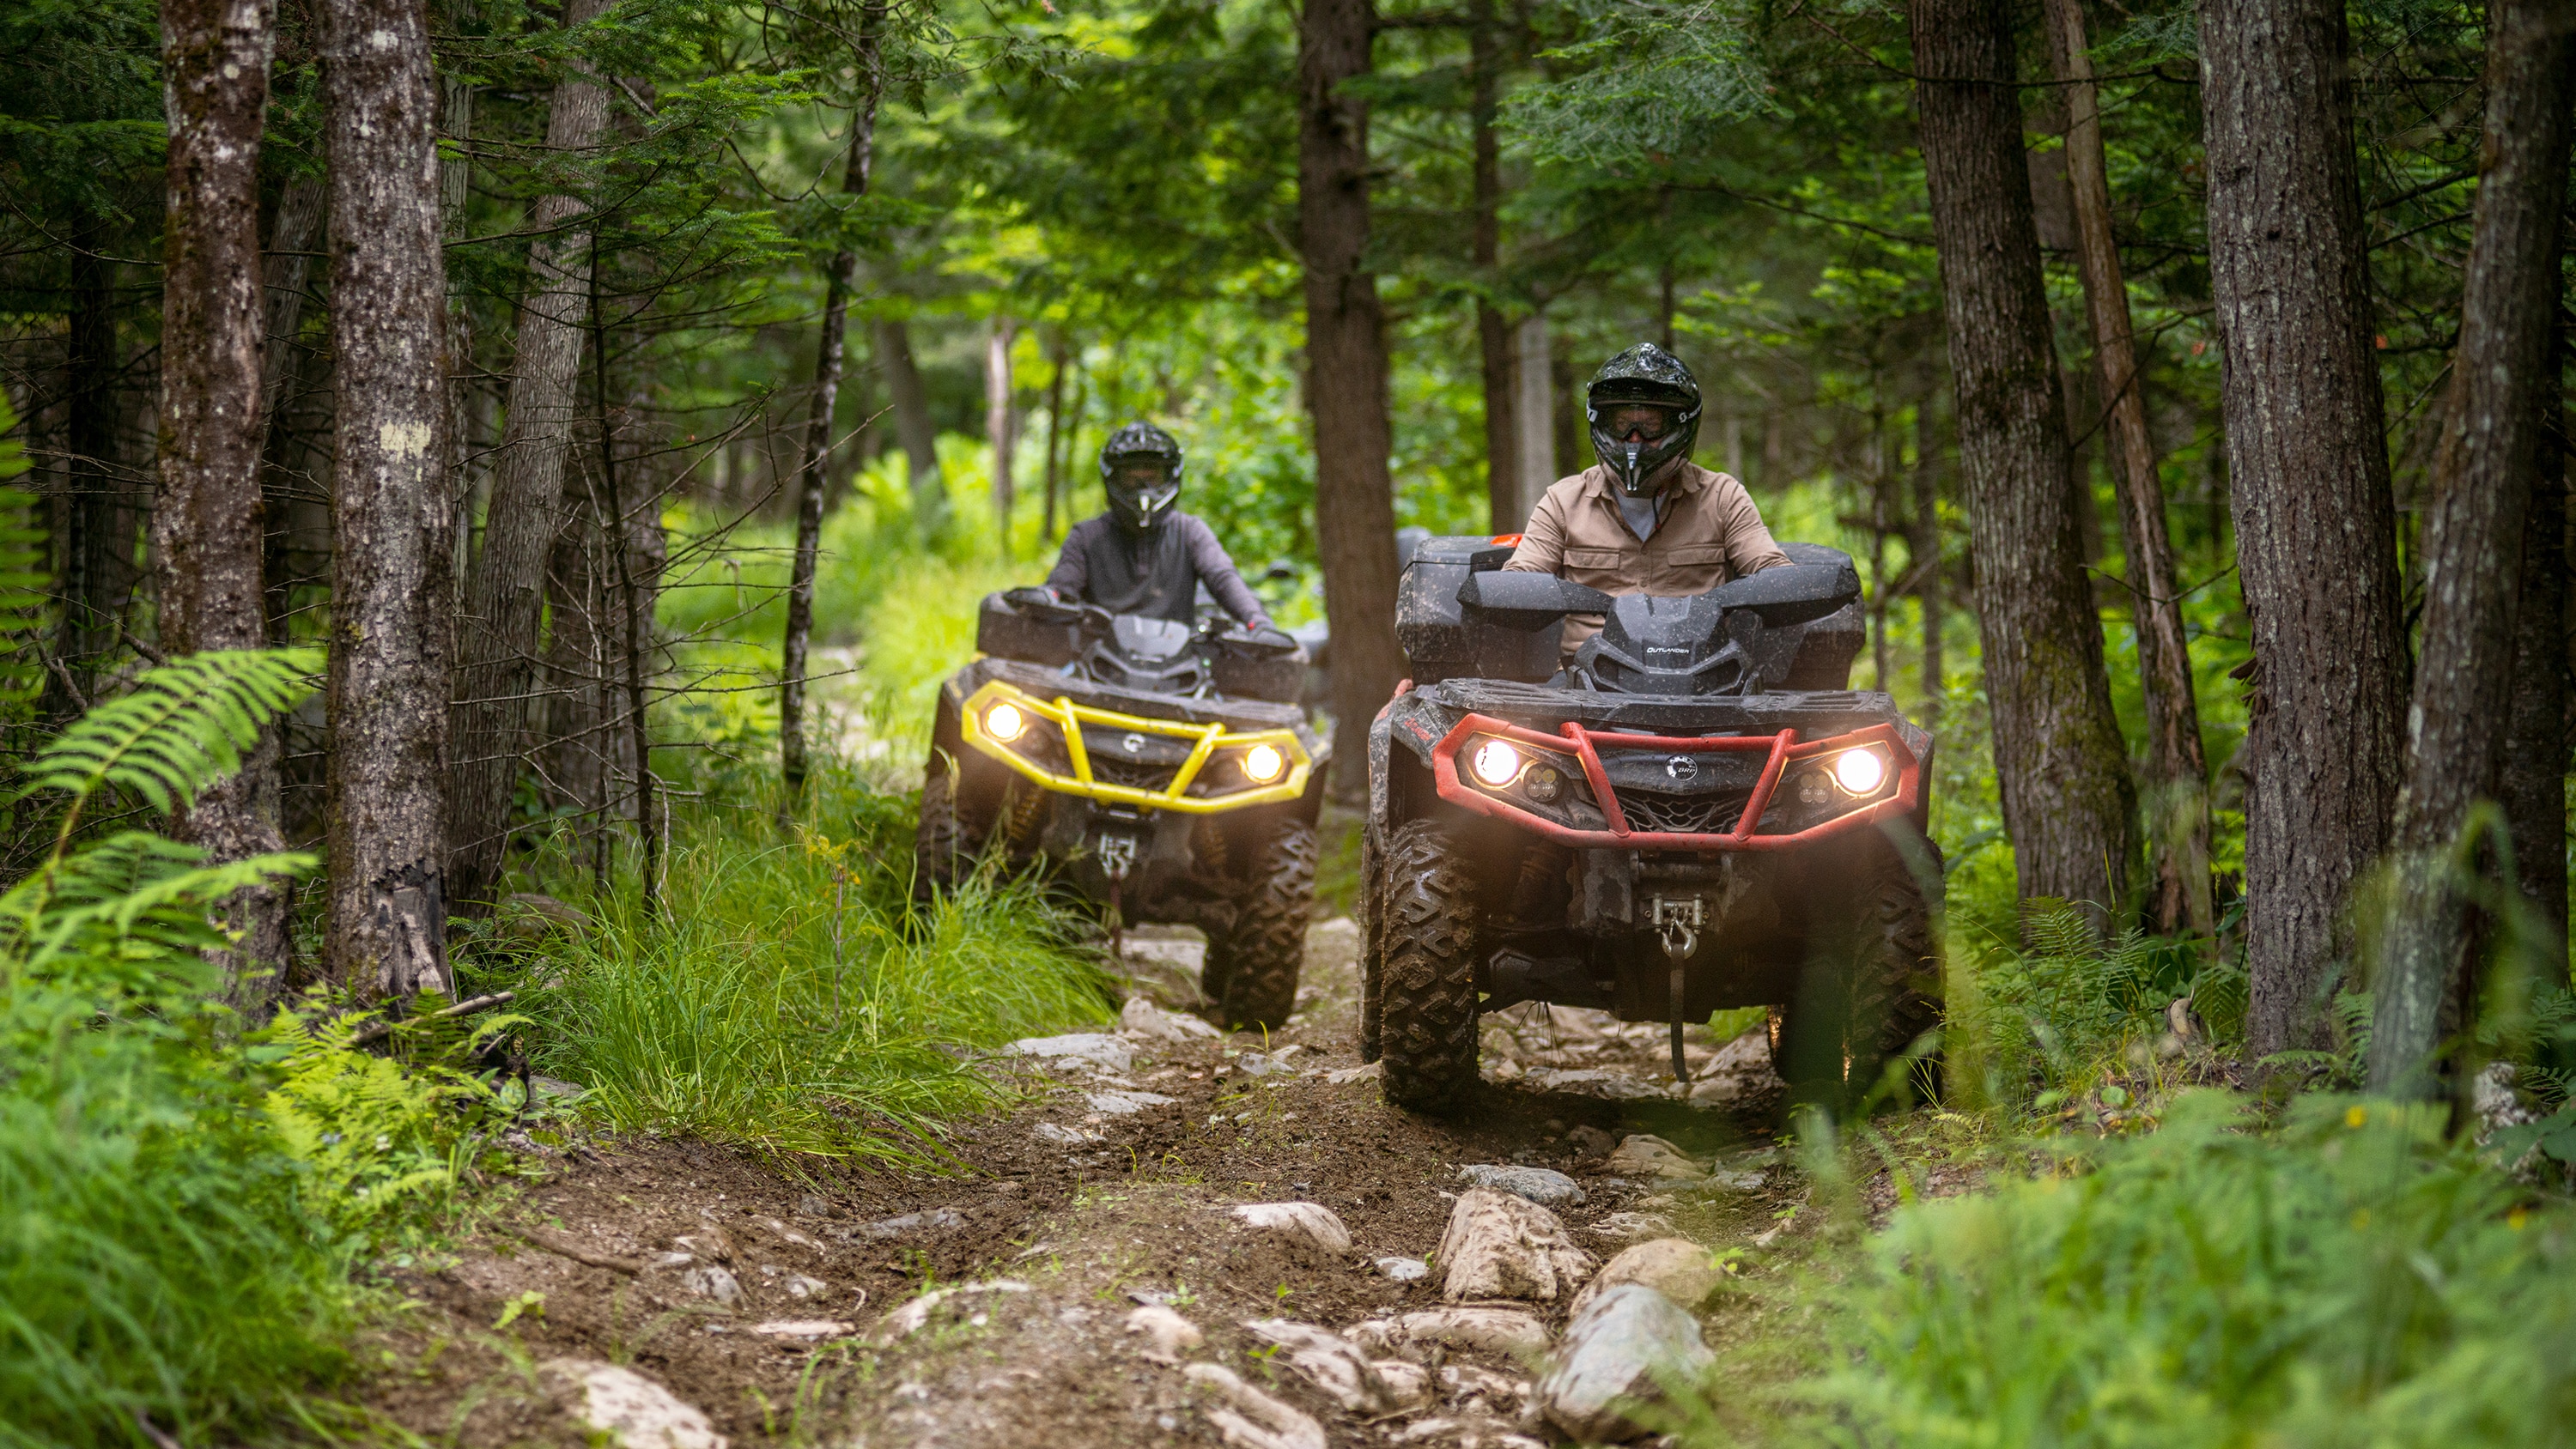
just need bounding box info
[2368,0,2574,1095]
[447,0,611,906]
[781,21,884,817]
[2200,0,2407,1055]
[155,0,290,1009]
[1911,0,2137,923]
[2045,0,2212,937]
[323,0,456,998]
[1300,0,1402,799]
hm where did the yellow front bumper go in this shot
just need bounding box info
[957,678,1315,814]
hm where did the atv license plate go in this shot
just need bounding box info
[1095,834,1139,881]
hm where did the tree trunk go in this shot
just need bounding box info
[1470,0,1516,534]
[877,318,945,535]
[258,177,323,641]
[2045,0,2213,937]
[1911,393,1945,726]
[1514,313,1556,521]
[780,27,883,819]
[1299,0,1401,798]
[1042,330,1069,541]
[155,0,290,1009]
[2367,0,2574,1096]
[446,0,610,907]
[1911,0,2137,923]
[2503,416,2568,965]
[322,0,455,999]
[2201,0,2409,1055]
[59,242,131,701]
[987,316,1018,548]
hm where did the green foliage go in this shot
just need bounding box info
[1783,1093,2576,1448]
[0,647,495,1446]
[1504,0,1780,167]
[495,765,1113,1159]
[1947,901,2238,1108]
[15,651,322,836]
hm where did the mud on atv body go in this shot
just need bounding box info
[1364,537,1941,1113]
[917,591,1329,1029]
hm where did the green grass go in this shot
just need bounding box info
[1742,1092,2576,1448]
[496,777,1115,1159]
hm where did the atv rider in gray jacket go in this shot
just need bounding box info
[1040,422,1276,631]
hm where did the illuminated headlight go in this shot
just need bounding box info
[1523,765,1564,803]
[1241,743,1286,784]
[1830,747,1888,796]
[985,701,1029,743]
[1469,738,1522,787]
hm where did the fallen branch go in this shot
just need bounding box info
[510,1223,643,1275]
[349,991,518,1047]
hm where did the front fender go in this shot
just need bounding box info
[1368,684,1466,841]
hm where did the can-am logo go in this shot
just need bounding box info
[1667,755,1698,782]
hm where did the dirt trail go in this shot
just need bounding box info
[374,920,1802,1448]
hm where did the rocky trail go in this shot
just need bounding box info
[372,919,1812,1448]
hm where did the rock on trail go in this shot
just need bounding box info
[539,1359,726,1449]
[1536,1283,1716,1441]
[1435,1188,1595,1302]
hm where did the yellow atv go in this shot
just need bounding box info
[915,588,1327,1029]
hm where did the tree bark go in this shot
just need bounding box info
[1911,0,2137,923]
[876,318,945,534]
[2503,418,2568,962]
[2367,0,2574,1095]
[446,0,610,907]
[60,242,131,700]
[2045,0,2212,937]
[1911,392,1945,726]
[1300,0,1401,798]
[780,25,883,818]
[1042,330,1069,542]
[155,0,290,1009]
[1470,0,1516,534]
[258,177,324,642]
[2201,0,2409,1055]
[593,276,657,917]
[323,0,456,999]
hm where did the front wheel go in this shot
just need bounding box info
[1377,818,1483,1113]
[1771,828,1942,1114]
[1204,820,1318,1031]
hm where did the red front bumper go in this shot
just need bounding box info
[1428,712,1921,852]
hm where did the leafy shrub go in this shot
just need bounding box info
[1791,1092,2576,1448]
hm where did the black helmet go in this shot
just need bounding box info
[1100,421,1184,535]
[1586,343,1704,496]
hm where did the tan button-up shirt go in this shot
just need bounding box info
[1503,462,1792,650]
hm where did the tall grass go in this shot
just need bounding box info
[1776,1091,2576,1447]
[500,779,1114,1159]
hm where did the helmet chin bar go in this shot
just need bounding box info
[1619,441,1649,496]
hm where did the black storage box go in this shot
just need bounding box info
[1212,648,1306,704]
[975,592,1082,668]
[1394,536,1562,684]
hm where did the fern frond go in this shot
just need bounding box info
[17,648,324,823]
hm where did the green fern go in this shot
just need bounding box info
[16,647,323,844]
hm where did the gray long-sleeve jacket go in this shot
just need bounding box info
[1043,512,1272,628]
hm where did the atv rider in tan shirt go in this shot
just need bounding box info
[1504,343,1790,652]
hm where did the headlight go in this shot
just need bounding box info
[986,701,1029,743]
[1524,764,1564,803]
[1469,738,1523,787]
[1830,747,1887,795]
[1241,743,1286,784]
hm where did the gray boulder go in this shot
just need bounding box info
[1536,1282,1714,1442]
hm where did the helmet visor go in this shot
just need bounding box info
[1599,403,1679,443]
[1107,457,1174,490]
